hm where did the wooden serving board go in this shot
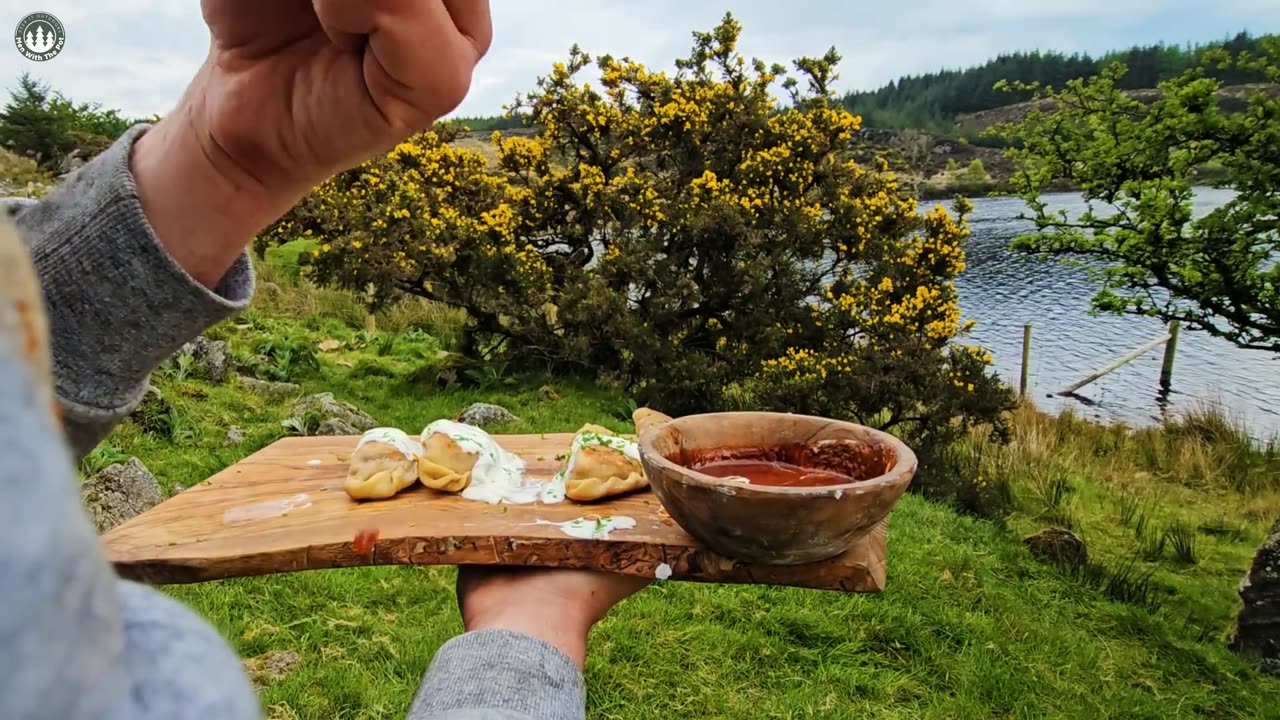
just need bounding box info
[101,434,888,593]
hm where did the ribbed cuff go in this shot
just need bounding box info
[409,630,586,720]
[15,124,253,454]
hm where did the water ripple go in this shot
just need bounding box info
[953,190,1279,437]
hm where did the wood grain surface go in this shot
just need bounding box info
[101,434,889,592]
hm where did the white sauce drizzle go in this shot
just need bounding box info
[422,420,550,505]
[358,427,423,460]
[554,428,641,486]
[536,515,637,540]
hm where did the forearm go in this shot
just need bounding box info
[408,630,586,720]
[12,125,253,458]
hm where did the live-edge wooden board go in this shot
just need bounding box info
[102,434,888,593]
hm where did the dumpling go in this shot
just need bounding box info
[345,428,423,500]
[633,407,673,437]
[418,423,482,494]
[558,424,648,502]
[419,420,541,504]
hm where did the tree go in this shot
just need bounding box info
[0,73,136,170]
[0,74,67,167]
[998,39,1280,351]
[962,159,989,185]
[265,14,1012,460]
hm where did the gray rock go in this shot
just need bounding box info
[1023,527,1088,567]
[173,335,230,383]
[291,392,376,431]
[455,402,519,427]
[315,418,360,436]
[81,458,165,533]
[170,484,187,497]
[1,196,37,217]
[239,376,301,398]
[1230,518,1280,675]
[225,425,245,445]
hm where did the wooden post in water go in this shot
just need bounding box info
[1056,330,1172,396]
[1020,324,1032,398]
[1159,320,1181,389]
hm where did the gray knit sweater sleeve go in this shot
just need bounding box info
[15,125,255,458]
[2,127,587,720]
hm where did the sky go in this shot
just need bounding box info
[3,1,1279,120]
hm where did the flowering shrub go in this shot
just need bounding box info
[262,14,1013,460]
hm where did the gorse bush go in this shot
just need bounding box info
[261,14,1013,460]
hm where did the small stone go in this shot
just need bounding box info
[317,339,343,352]
[170,484,187,497]
[1023,527,1087,567]
[291,392,376,431]
[81,458,165,532]
[537,385,561,403]
[225,426,245,445]
[315,418,360,436]
[172,335,231,383]
[455,402,519,427]
[239,375,301,398]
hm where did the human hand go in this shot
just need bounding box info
[132,0,492,286]
[456,566,650,668]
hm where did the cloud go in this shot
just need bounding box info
[3,0,1277,119]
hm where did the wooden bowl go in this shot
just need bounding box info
[638,412,917,565]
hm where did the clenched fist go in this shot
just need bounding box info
[132,0,492,286]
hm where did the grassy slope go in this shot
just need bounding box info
[97,266,1280,719]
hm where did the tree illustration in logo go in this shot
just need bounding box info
[25,23,56,53]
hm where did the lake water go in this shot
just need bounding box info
[953,189,1280,437]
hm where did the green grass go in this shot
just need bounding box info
[97,277,1280,719]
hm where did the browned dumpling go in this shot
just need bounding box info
[633,407,673,437]
[558,424,648,502]
[346,428,423,500]
[418,427,481,493]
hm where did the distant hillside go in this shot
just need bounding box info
[840,31,1273,133]
[954,82,1279,136]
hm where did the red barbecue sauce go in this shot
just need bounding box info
[693,459,853,487]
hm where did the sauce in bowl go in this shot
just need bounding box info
[685,439,890,488]
[694,459,853,487]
